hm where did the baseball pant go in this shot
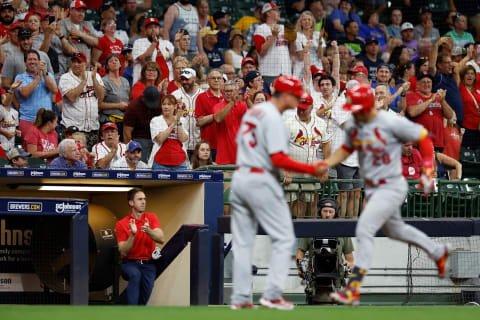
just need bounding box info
[121,261,157,305]
[230,170,295,304]
[355,177,444,270]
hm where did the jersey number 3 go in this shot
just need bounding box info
[242,122,257,148]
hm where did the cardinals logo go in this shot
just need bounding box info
[294,130,304,143]
[374,128,387,145]
[313,127,322,138]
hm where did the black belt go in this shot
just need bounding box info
[123,259,153,264]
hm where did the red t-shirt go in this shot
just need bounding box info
[406,92,444,148]
[154,138,186,166]
[97,36,124,64]
[408,76,417,93]
[459,83,480,130]
[130,81,147,100]
[0,24,8,38]
[213,100,248,164]
[443,125,461,160]
[167,80,179,94]
[23,126,58,161]
[83,0,103,9]
[195,89,224,150]
[115,212,161,260]
[401,148,423,179]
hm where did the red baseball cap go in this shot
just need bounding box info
[241,57,256,67]
[101,122,118,131]
[273,75,305,98]
[9,22,23,31]
[348,65,368,76]
[261,2,279,14]
[70,0,87,9]
[71,51,87,62]
[298,93,313,109]
[145,17,160,28]
[24,10,41,23]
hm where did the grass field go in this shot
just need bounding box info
[1,305,479,320]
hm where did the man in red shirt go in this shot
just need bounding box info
[195,69,224,160]
[116,188,165,305]
[0,2,15,38]
[406,72,454,151]
[213,80,248,164]
[401,142,423,179]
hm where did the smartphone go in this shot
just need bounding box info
[49,15,55,24]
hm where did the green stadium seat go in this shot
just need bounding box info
[27,157,47,168]
[404,183,435,218]
[0,158,8,167]
[460,148,480,179]
[439,183,478,218]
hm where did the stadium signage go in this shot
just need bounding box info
[7,202,42,212]
[72,171,87,178]
[199,174,212,180]
[55,202,83,214]
[135,172,152,179]
[157,173,171,179]
[92,172,110,178]
[29,171,44,177]
[49,171,67,177]
[177,173,193,180]
[6,170,24,176]
[116,172,130,179]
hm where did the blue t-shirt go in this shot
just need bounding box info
[215,27,232,49]
[359,24,387,51]
[329,9,361,26]
[433,71,464,123]
[205,47,224,68]
[15,72,55,122]
[372,81,401,112]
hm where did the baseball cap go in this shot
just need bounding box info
[310,65,322,77]
[245,70,261,84]
[213,10,229,23]
[121,44,132,54]
[365,37,379,45]
[66,126,79,135]
[416,71,433,81]
[400,22,414,32]
[180,68,196,79]
[261,2,279,14]
[101,122,118,131]
[144,17,160,28]
[17,28,32,40]
[228,28,244,43]
[298,93,313,109]
[348,65,368,76]
[127,140,142,153]
[71,51,87,62]
[24,10,41,23]
[142,85,160,109]
[419,6,431,15]
[273,75,305,98]
[9,22,23,31]
[7,147,31,160]
[200,26,219,38]
[241,57,256,67]
[70,0,87,9]
[377,63,393,72]
[1,2,15,11]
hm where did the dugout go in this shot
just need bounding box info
[0,168,223,306]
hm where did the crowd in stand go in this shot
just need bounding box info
[0,0,477,177]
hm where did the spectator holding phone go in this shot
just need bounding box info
[149,95,189,170]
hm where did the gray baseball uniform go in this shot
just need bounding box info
[230,101,295,304]
[342,110,444,270]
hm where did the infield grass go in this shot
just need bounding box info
[1,305,479,320]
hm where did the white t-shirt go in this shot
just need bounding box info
[110,156,149,170]
[293,31,325,78]
[0,106,18,151]
[59,71,104,132]
[92,141,127,169]
[132,37,174,83]
[254,23,291,77]
[172,87,203,151]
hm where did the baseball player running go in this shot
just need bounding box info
[317,84,449,305]
[230,75,324,310]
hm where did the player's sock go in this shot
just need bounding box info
[345,266,367,289]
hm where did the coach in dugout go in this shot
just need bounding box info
[116,188,165,305]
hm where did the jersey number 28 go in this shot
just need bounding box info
[242,122,257,148]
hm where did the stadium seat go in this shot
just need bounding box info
[404,182,436,218]
[459,148,480,179]
[439,183,478,218]
[27,157,47,168]
[0,158,8,167]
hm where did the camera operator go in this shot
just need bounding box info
[295,198,354,290]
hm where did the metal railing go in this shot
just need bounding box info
[196,165,480,218]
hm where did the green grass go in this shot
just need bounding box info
[1,305,479,320]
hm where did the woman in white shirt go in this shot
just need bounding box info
[224,29,247,71]
[293,10,325,78]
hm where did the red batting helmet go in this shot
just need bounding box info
[298,92,313,109]
[273,75,305,98]
[343,84,375,114]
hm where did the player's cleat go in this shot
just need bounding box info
[330,287,360,306]
[259,296,294,310]
[436,245,450,279]
[231,302,257,310]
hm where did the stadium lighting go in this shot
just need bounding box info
[37,186,135,192]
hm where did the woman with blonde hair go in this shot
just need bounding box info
[293,10,325,78]
[167,56,189,94]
